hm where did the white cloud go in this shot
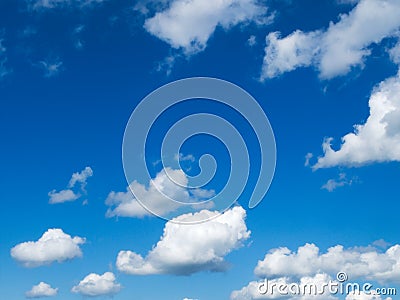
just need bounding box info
[388,39,400,65]
[144,0,273,54]
[248,35,257,47]
[105,167,214,218]
[48,166,93,204]
[71,272,121,297]
[261,0,400,80]
[68,166,93,190]
[38,58,63,78]
[304,153,313,167]
[261,30,321,80]
[231,273,337,300]
[321,173,355,192]
[346,291,392,300]
[0,35,11,79]
[29,0,106,10]
[313,71,400,168]
[25,282,58,298]
[10,228,85,267]
[48,189,79,204]
[116,206,250,275]
[254,243,400,284]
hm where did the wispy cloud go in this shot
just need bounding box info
[37,58,63,77]
[49,166,93,204]
[321,173,356,192]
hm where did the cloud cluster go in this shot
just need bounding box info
[313,71,400,168]
[25,282,58,298]
[144,0,273,54]
[71,272,121,297]
[116,206,250,275]
[231,242,399,299]
[106,168,214,218]
[11,228,85,267]
[49,166,93,204]
[254,243,400,284]
[261,0,400,80]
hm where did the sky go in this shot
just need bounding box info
[1,0,400,299]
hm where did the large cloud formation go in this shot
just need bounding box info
[144,0,273,54]
[261,0,400,80]
[313,70,400,168]
[231,242,399,299]
[116,206,250,275]
[10,228,85,267]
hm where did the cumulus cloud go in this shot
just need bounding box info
[261,0,400,80]
[71,272,121,297]
[25,282,58,298]
[10,228,85,267]
[313,71,400,168]
[261,30,322,80]
[254,243,400,284]
[48,189,79,204]
[105,167,214,218]
[144,0,273,54]
[116,206,250,275]
[48,166,93,204]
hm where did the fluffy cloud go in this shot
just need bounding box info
[25,282,58,298]
[232,242,399,299]
[48,166,93,204]
[313,71,400,168]
[10,228,85,267]
[71,272,121,297]
[116,206,250,275]
[254,243,400,284]
[261,0,400,80]
[261,30,321,79]
[106,168,214,218]
[231,273,337,300]
[144,0,273,54]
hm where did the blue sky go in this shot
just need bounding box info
[1,0,400,299]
